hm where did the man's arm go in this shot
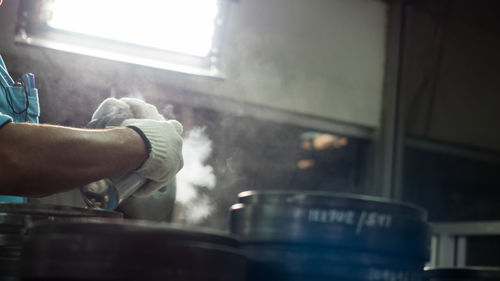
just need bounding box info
[0,122,147,197]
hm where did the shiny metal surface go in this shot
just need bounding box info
[80,173,145,210]
[117,180,176,222]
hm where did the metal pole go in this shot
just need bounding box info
[375,0,407,199]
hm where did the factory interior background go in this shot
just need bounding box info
[1,0,500,269]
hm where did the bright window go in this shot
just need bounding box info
[16,0,225,76]
[47,0,218,57]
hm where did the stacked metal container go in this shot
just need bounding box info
[10,190,432,281]
[0,203,122,281]
[230,190,431,281]
[20,219,247,281]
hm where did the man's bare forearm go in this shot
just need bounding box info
[0,122,147,197]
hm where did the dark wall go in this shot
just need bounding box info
[399,0,500,222]
[401,0,500,152]
[403,146,500,221]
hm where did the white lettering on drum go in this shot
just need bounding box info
[307,208,393,235]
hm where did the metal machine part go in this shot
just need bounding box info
[117,180,176,222]
[0,203,121,281]
[230,190,430,281]
[429,221,500,268]
[21,219,247,281]
[80,173,145,210]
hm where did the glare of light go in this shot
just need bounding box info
[47,0,219,57]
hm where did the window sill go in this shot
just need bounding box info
[14,30,224,80]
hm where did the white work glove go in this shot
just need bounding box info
[122,118,184,197]
[120,97,166,121]
[90,97,179,197]
[90,97,166,128]
[90,98,133,128]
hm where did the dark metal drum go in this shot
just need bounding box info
[20,219,247,281]
[230,190,431,281]
[0,203,122,281]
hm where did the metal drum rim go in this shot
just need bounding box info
[0,203,123,218]
[237,190,427,219]
[28,218,240,247]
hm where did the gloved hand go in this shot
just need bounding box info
[122,118,184,197]
[89,98,133,128]
[90,98,180,197]
[120,98,166,121]
[90,97,167,128]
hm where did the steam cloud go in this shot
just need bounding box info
[175,127,217,224]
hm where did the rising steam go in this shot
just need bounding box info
[175,127,217,224]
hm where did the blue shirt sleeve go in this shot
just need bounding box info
[0,112,12,128]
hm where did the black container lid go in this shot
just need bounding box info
[425,267,500,280]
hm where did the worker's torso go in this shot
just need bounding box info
[0,55,40,203]
[0,56,39,124]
